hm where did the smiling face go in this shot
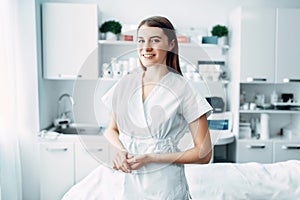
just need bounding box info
[137,25,174,68]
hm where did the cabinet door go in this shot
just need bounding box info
[273,141,300,162]
[240,8,276,83]
[236,140,273,163]
[75,141,110,183]
[40,143,74,200]
[42,3,98,79]
[276,9,300,83]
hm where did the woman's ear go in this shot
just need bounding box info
[168,39,175,51]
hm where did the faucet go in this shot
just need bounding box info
[57,93,75,120]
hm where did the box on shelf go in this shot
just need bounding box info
[198,61,225,81]
[122,35,134,41]
[177,35,189,43]
[239,122,252,139]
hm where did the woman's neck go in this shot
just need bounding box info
[143,65,169,82]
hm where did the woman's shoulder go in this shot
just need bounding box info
[167,72,207,99]
[165,72,194,98]
[168,71,188,83]
[167,71,190,89]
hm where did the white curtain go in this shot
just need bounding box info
[0,0,23,199]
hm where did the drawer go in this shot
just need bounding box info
[237,140,273,163]
[273,141,300,162]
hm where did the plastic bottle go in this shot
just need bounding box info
[270,90,278,104]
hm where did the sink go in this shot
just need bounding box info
[49,123,105,135]
[53,126,80,134]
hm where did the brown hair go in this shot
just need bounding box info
[137,16,182,76]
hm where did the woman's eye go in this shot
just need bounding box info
[151,39,160,43]
[137,39,145,43]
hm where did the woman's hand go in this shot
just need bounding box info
[112,150,133,173]
[127,154,151,170]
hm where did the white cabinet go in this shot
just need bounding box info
[42,3,98,79]
[39,136,110,200]
[230,7,300,83]
[276,9,300,83]
[235,83,300,163]
[75,141,110,183]
[237,140,300,163]
[229,7,300,163]
[237,140,273,163]
[238,7,276,83]
[40,142,74,200]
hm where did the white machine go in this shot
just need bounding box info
[207,112,234,145]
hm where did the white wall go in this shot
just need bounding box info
[40,0,300,34]
[97,0,300,31]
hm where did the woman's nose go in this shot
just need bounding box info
[143,41,153,49]
[144,46,153,51]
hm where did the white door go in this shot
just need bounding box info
[276,8,300,83]
[40,143,74,200]
[240,8,276,83]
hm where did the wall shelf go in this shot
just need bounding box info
[98,40,229,49]
[98,39,229,79]
[239,109,300,114]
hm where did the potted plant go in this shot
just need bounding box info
[99,20,122,40]
[211,24,229,45]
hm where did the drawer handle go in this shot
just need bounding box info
[246,144,266,149]
[246,77,267,82]
[46,147,68,152]
[281,145,300,150]
[283,78,300,83]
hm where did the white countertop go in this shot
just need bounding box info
[214,132,235,145]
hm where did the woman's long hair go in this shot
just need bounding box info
[137,16,183,76]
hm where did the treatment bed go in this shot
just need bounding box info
[62,160,300,199]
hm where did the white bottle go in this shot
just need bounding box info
[260,113,270,140]
[270,90,278,104]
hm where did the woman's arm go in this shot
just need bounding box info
[104,113,132,173]
[104,113,125,150]
[127,114,212,169]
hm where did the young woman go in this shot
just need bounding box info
[63,16,212,200]
[102,16,213,199]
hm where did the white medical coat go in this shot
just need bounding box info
[101,71,212,199]
[62,71,212,200]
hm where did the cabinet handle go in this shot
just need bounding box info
[281,145,300,150]
[283,78,300,83]
[46,147,68,152]
[246,144,266,149]
[85,148,103,152]
[246,77,267,82]
[58,74,82,78]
